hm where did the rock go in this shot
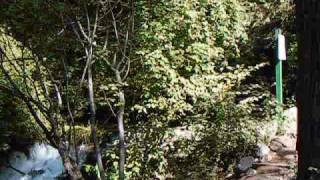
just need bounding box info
[269,139,284,152]
[256,143,270,161]
[269,132,297,164]
[281,153,297,162]
[246,168,257,176]
[241,174,284,180]
[237,156,255,172]
[271,136,296,149]
[256,166,287,175]
[28,169,45,177]
[225,173,233,179]
[238,108,298,180]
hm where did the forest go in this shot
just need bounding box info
[0,0,301,180]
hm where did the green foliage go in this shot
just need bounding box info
[121,0,290,178]
[133,0,261,123]
[122,0,295,178]
[0,31,43,151]
[0,0,295,179]
[125,121,170,179]
[81,164,99,180]
[168,99,258,179]
[0,92,41,151]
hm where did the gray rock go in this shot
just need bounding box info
[246,168,257,176]
[28,169,45,177]
[256,143,270,161]
[237,156,255,172]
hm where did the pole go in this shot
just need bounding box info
[275,28,286,119]
[276,56,283,105]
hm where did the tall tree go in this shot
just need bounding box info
[296,0,320,179]
[0,30,84,179]
[65,1,134,178]
[0,0,134,179]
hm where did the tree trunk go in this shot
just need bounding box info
[296,0,320,179]
[115,70,126,180]
[59,146,83,180]
[117,90,126,180]
[87,47,106,180]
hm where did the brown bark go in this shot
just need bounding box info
[296,0,320,179]
[59,147,83,180]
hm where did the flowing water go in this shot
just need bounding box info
[0,143,64,180]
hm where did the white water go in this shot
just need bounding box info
[0,143,65,180]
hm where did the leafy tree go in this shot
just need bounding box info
[0,0,295,179]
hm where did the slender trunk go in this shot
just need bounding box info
[117,90,125,180]
[62,156,83,180]
[116,71,126,180]
[59,145,83,180]
[91,124,105,179]
[87,48,106,180]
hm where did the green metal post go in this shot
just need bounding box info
[275,28,285,120]
[276,58,283,104]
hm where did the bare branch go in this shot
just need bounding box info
[84,2,91,41]
[76,20,90,42]
[0,51,57,148]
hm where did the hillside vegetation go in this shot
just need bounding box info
[0,0,295,179]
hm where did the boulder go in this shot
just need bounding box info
[256,143,270,161]
[237,156,255,172]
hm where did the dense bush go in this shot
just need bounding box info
[0,0,295,179]
[118,0,293,179]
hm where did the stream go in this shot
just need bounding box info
[0,143,65,180]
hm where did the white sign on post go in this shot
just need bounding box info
[277,34,286,61]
